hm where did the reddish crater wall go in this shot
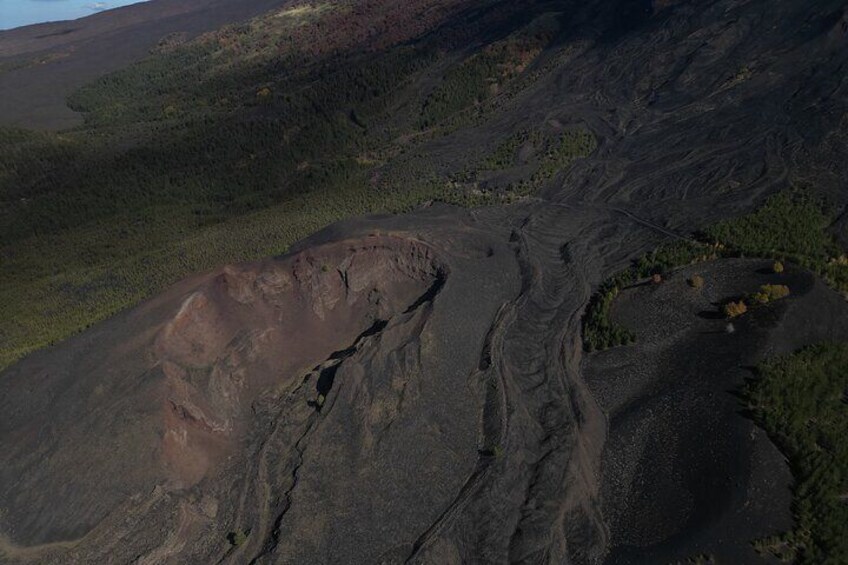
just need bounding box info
[153,235,446,486]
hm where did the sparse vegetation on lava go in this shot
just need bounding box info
[583,190,847,351]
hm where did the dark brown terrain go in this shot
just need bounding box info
[1,0,847,563]
[0,0,289,129]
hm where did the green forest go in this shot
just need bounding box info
[0,2,593,371]
[746,343,848,564]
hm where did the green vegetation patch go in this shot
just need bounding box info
[582,276,636,352]
[419,35,546,129]
[705,191,848,294]
[751,283,791,305]
[478,129,543,171]
[450,128,597,201]
[745,343,848,564]
[582,240,709,351]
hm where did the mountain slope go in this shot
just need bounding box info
[1,0,847,563]
[0,0,292,129]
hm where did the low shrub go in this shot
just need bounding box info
[752,284,790,304]
[723,300,748,318]
[227,529,249,547]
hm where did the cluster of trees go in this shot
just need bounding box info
[3,37,436,243]
[449,128,597,202]
[705,191,833,259]
[419,53,505,129]
[533,130,598,182]
[744,343,848,563]
[419,33,546,129]
[752,283,790,304]
[582,275,636,352]
[721,284,791,319]
[479,129,543,170]
[706,191,848,294]
[633,241,716,278]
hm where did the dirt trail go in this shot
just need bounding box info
[0,535,79,562]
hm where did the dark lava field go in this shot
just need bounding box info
[0,0,847,563]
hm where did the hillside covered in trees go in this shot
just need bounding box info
[0,0,595,370]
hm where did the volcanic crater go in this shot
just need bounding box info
[0,234,448,548]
